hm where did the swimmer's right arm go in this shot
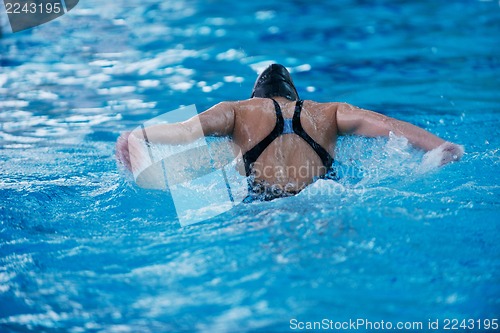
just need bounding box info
[335,103,464,165]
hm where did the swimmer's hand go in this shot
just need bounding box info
[116,131,132,171]
[116,131,152,173]
[422,142,464,167]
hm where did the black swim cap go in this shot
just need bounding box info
[251,64,299,101]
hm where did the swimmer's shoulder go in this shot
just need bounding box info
[225,98,274,113]
[232,97,268,106]
[227,98,345,114]
[302,100,344,116]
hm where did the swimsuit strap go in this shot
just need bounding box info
[292,100,334,169]
[243,98,284,176]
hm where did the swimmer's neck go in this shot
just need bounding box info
[269,96,298,103]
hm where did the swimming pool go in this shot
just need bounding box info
[1,0,499,331]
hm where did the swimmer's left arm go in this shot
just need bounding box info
[116,102,235,171]
[336,103,464,165]
[128,101,235,144]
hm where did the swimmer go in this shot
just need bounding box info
[116,64,463,200]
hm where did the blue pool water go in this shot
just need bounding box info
[1,0,499,332]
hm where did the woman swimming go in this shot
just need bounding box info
[116,64,463,200]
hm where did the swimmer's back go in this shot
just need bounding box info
[231,97,339,188]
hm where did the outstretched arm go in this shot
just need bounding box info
[116,102,235,171]
[336,103,463,165]
[130,101,235,143]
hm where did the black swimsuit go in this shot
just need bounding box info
[242,98,334,177]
